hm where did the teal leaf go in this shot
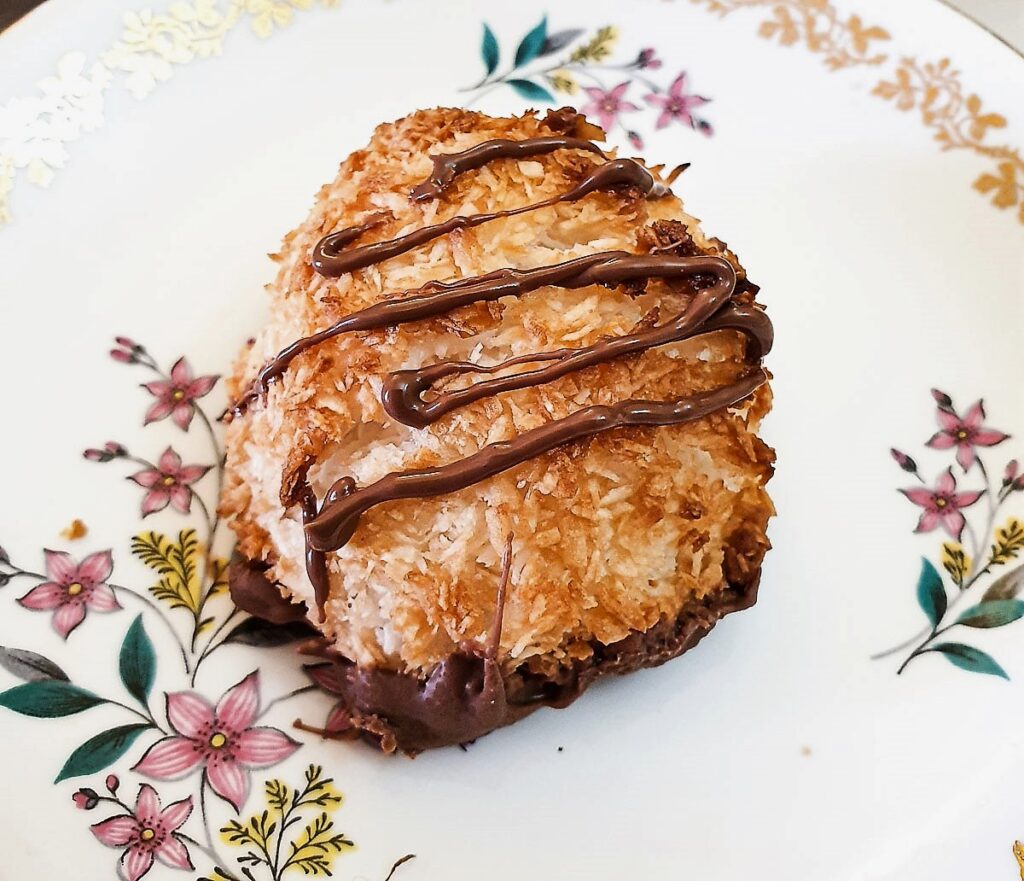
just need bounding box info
[0,681,105,717]
[508,79,555,104]
[119,615,156,705]
[956,599,1024,629]
[540,28,584,56]
[481,23,499,75]
[514,16,548,67]
[930,642,1008,679]
[54,724,150,783]
[0,646,69,682]
[915,558,946,628]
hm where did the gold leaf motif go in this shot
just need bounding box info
[569,26,618,63]
[941,542,971,589]
[690,0,1023,226]
[131,529,202,614]
[549,71,578,95]
[206,556,231,597]
[692,0,889,70]
[992,518,1024,567]
[221,764,354,877]
[846,14,889,55]
[1014,840,1024,878]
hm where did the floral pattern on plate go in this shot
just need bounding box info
[875,389,1024,677]
[0,339,362,881]
[461,17,713,149]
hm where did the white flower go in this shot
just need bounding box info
[0,53,110,183]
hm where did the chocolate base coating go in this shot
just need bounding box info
[230,558,761,755]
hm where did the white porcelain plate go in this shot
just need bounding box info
[1,1,1023,878]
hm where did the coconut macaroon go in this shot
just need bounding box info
[221,107,774,752]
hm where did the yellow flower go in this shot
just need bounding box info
[549,71,578,95]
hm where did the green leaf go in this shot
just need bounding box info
[0,646,69,682]
[956,599,1024,629]
[930,642,1008,679]
[481,23,499,75]
[508,79,555,103]
[222,617,316,648]
[54,724,150,782]
[119,615,156,705]
[915,558,946,628]
[0,681,106,717]
[982,563,1024,601]
[514,15,548,67]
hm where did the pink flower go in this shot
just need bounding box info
[581,82,639,132]
[91,784,193,881]
[645,73,711,132]
[890,448,918,473]
[133,672,299,811]
[73,787,99,810]
[84,441,128,462]
[130,447,211,517]
[636,48,662,69]
[900,468,982,540]
[1004,460,1024,491]
[142,358,217,430]
[926,394,1009,470]
[626,130,644,150]
[17,549,120,638]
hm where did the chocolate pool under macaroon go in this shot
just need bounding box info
[221,107,775,754]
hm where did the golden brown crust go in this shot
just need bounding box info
[220,107,775,675]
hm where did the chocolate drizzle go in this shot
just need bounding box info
[311,157,666,277]
[232,252,767,416]
[409,135,605,202]
[232,133,773,611]
[306,369,765,552]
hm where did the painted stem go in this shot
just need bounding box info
[259,685,318,721]
[191,608,243,686]
[2,565,47,581]
[110,581,191,675]
[190,402,225,651]
[106,697,165,733]
[177,833,241,881]
[896,621,956,674]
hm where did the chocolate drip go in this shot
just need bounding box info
[311,158,666,277]
[306,368,766,553]
[409,136,605,202]
[295,568,762,754]
[298,478,330,615]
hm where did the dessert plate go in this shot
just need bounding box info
[1,1,1022,878]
